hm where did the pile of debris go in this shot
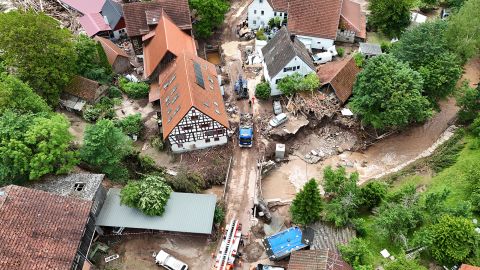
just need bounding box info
[287,91,341,120]
[12,0,82,33]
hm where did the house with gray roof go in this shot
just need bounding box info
[96,188,216,235]
[262,27,315,96]
[359,43,382,58]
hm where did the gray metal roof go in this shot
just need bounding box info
[30,173,104,201]
[262,27,315,78]
[96,188,216,234]
[359,43,382,56]
[102,0,123,29]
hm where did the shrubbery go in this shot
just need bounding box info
[119,77,149,99]
[82,97,117,122]
[255,82,271,100]
[116,113,143,137]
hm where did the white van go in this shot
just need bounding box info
[155,250,188,270]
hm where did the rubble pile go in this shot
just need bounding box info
[12,0,82,33]
[287,91,341,120]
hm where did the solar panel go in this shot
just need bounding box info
[193,61,205,89]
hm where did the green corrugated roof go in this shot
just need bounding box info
[96,188,216,234]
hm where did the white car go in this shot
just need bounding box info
[155,250,188,270]
[269,113,288,127]
[273,100,282,115]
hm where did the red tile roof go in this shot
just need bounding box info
[0,185,92,270]
[267,0,289,11]
[143,10,196,78]
[340,0,366,39]
[64,75,107,103]
[94,36,129,66]
[60,0,105,14]
[78,13,112,37]
[460,265,480,270]
[288,249,353,270]
[122,0,192,38]
[155,52,229,139]
[317,56,360,103]
[288,0,343,40]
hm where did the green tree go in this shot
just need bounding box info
[0,10,76,106]
[0,111,77,184]
[391,21,462,100]
[117,113,143,137]
[290,179,323,225]
[323,166,359,196]
[80,119,132,180]
[384,254,427,270]
[368,0,413,37]
[350,54,432,130]
[74,35,113,83]
[339,238,372,267]
[0,74,50,114]
[268,17,282,28]
[189,0,229,39]
[278,72,320,96]
[214,202,225,224]
[120,175,173,216]
[359,181,387,210]
[457,82,480,123]
[446,0,480,60]
[255,82,271,100]
[427,215,477,265]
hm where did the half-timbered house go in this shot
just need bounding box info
[153,52,229,153]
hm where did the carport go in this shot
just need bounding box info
[96,188,216,235]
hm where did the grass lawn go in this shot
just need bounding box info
[360,134,480,266]
[366,31,390,44]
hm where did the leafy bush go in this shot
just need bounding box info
[167,169,205,193]
[108,86,122,98]
[278,72,320,96]
[117,113,143,137]
[256,28,267,40]
[80,119,132,181]
[214,202,226,225]
[353,52,365,68]
[82,97,116,122]
[352,218,367,237]
[339,238,372,267]
[255,82,271,100]
[457,82,480,124]
[151,137,165,151]
[380,41,391,53]
[384,254,427,270]
[337,47,345,57]
[268,17,282,28]
[359,181,387,210]
[119,77,149,99]
[120,175,173,216]
[290,179,323,225]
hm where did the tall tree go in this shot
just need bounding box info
[74,35,113,83]
[0,111,77,185]
[0,74,50,114]
[0,10,76,106]
[391,21,462,100]
[368,0,413,38]
[80,119,132,180]
[456,82,480,123]
[350,54,432,130]
[427,215,477,265]
[120,175,173,216]
[446,0,480,60]
[290,179,323,225]
[189,0,229,39]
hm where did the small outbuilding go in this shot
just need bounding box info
[60,75,108,112]
[359,43,382,58]
[316,56,360,104]
[96,188,217,235]
[288,249,352,270]
[95,36,131,74]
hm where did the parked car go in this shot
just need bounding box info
[269,113,288,127]
[273,100,282,115]
[154,250,188,270]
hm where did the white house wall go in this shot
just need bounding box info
[296,35,334,51]
[168,107,228,153]
[248,0,275,29]
[264,56,315,96]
